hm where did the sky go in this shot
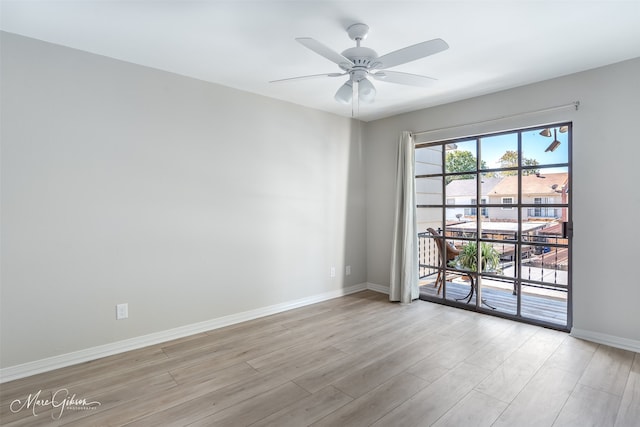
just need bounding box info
[452,126,569,172]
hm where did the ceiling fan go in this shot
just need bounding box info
[270,23,449,105]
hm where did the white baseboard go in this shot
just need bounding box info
[0,283,368,383]
[570,328,640,353]
[366,282,389,294]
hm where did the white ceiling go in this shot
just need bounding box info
[2,1,640,121]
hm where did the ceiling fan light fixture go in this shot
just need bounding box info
[539,128,552,137]
[358,78,376,103]
[281,24,449,107]
[334,81,353,104]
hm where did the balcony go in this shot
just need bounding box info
[527,207,562,219]
[418,226,568,328]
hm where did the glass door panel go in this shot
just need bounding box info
[417,123,572,331]
[480,132,519,173]
[519,202,569,326]
[415,144,443,175]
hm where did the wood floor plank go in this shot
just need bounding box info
[60,366,265,426]
[161,327,302,375]
[255,346,350,381]
[427,316,513,370]
[249,386,353,427]
[403,356,451,385]
[247,339,336,371]
[123,372,290,426]
[279,311,354,334]
[246,301,335,325]
[291,352,378,395]
[332,313,444,356]
[431,389,508,427]
[371,362,492,427]
[5,372,177,427]
[186,381,309,427]
[553,383,621,427]
[491,366,580,427]
[160,323,289,358]
[291,328,438,394]
[169,359,258,386]
[615,353,640,427]
[311,372,428,427]
[514,327,568,367]
[331,332,442,398]
[463,321,540,371]
[542,335,598,375]
[578,344,635,396]
[432,312,483,340]
[0,347,168,405]
[1,291,637,427]
[474,327,566,403]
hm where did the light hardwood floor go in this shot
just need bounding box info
[1,291,638,426]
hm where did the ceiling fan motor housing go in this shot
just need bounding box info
[341,46,378,67]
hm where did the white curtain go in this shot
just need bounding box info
[390,131,419,303]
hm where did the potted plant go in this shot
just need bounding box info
[453,241,501,274]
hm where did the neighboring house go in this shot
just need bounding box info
[444,177,502,221]
[487,172,569,221]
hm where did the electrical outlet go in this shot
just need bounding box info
[330,267,336,278]
[346,265,351,276]
[116,303,128,320]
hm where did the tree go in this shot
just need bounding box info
[445,150,486,183]
[498,150,540,175]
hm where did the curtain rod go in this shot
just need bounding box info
[412,101,580,137]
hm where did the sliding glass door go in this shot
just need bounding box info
[416,123,572,330]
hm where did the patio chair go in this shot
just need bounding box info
[428,227,461,294]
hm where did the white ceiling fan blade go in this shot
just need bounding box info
[269,73,345,83]
[296,37,353,68]
[372,38,449,69]
[371,70,437,87]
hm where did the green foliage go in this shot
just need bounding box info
[445,149,540,182]
[445,151,487,183]
[498,150,540,176]
[455,241,501,273]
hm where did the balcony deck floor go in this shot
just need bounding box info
[419,280,567,327]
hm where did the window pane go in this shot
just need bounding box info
[446,206,463,223]
[416,207,442,234]
[522,125,569,167]
[416,176,442,206]
[521,166,568,221]
[519,205,569,326]
[480,133,518,171]
[415,145,443,175]
[418,208,444,299]
[445,139,478,177]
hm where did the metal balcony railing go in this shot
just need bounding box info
[526,207,561,218]
[418,227,568,291]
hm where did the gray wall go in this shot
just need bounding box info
[2,30,638,370]
[0,32,366,368]
[364,57,640,344]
